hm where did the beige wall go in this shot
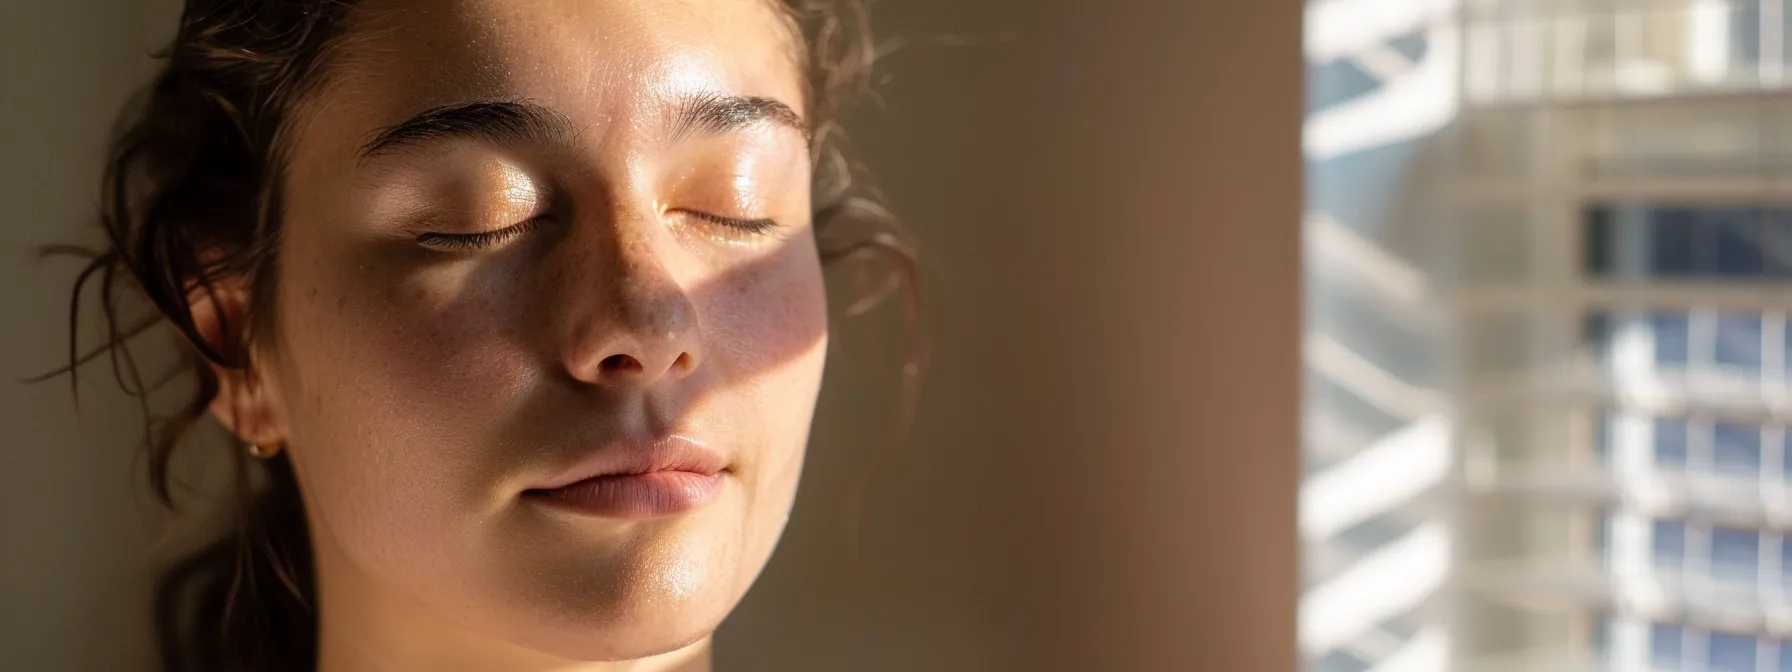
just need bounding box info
[721,2,1302,670]
[2,0,183,670]
[1,1,1301,670]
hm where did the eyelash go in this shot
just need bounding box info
[414,211,778,251]
[682,210,781,235]
[415,217,546,251]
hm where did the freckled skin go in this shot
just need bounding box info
[218,0,829,669]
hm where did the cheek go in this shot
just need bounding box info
[706,235,829,385]
[272,249,538,556]
[702,234,829,537]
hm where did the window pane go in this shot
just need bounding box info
[1595,513,1612,564]
[1784,314,1792,376]
[1711,526,1761,584]
[1655,520,1688,566]
[1734,1,1765,66]
[1783,538,1792,587]
[1654,312,1692,365]
[1709,632,1758,672]
[1658,418,1691,466]
[1587,206,1614,276]
[1764,212,1792,277]
[1311,650,1370,672]
[1711,208,1766,276]
[1715,313,1764,369]
[1651,622,1685,668]
[1307,60,1381,115]
[1713,422,1764,475]
[1651,208,1698,276]
[1784,432,1792,479]
[1595,410,1613,465]
[1588,314,1615,374]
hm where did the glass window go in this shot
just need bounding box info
[1658,418,1691,466]
[1715,313,1765,370]
[1651,208,1699,277]
[1651,622,1685,669]
[1593,615,1612,659]
[1587,207,1614,276]
[1710,526,1761,584]
[1655,520,1688,567]
[1764,212,1792,277]
[1336,513,1409,552]
[1587,314,1617,373]
[1582,205,1792,279]
[1784,314,1792,376]
[1713,422,1763,475]
[1594,410,1613,465]
[1654,312,1692,365]
[1595,512,1612,563]
[1782,538,1792,587]
[1385,30,1428,63]
[1307,60,1380,116]
[1709,631,1759,672]
[1711,209,1766,276]
[1731,0,1765,69]
[1782,431,1792,480]
[1310,649,1370,672]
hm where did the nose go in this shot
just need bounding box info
[558,222,702,389]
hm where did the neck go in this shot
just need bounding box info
[311,535,712,672]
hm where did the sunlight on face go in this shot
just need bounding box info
[258,0,826,662]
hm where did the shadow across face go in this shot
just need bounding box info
[244,0,876,663]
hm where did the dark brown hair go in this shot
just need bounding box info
[55,1,913,669]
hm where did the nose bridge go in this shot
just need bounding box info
[558,200,701,387]
[609,223,688,335]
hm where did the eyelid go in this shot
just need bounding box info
[415,216,547,251]
[678,209,781,235]
[408,163,555,251]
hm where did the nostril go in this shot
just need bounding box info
[599,354,644,376]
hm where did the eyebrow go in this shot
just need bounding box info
[357,100,576,164]
[666,91,810,144]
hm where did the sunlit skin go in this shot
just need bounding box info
[199,1,828,670]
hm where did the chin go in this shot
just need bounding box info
[485,552,744,662]
[527,611,723,663]
[472,593,731,662]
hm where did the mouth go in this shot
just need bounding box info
[523,435,728,519]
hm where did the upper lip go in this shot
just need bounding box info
[528,434,727,491]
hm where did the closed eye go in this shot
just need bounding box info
[416,217,548,251]
[680,210,780,235]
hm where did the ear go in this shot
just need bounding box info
[187,274,289,453]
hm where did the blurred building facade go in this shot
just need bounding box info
[1307,0,1792,670]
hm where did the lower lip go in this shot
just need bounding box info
[527,471,724,518]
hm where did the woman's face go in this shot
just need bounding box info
[236,0,826,662]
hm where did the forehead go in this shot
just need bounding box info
[293,0,805,160]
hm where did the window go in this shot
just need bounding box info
[1655,312,1694,367]
[1584,205,1792,280]
[1712,422,1764,475]
[1304,3,1792,671]
[1651,622,1685,668]
[1655,520,1689,568]
[1710,526,1761,586]
[1709,631,1759,672]
[1715,313,1765,371]
[1658,417,1692,467]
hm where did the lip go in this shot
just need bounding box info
[524,434,728,518]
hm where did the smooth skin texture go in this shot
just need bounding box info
[201,0,828,670]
